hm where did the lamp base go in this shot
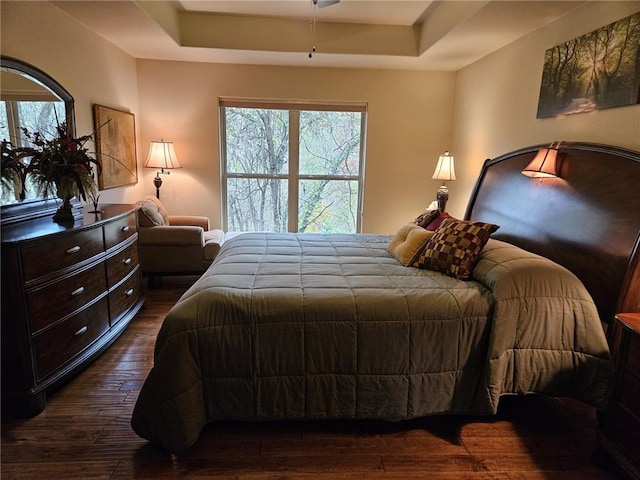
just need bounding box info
[436,185,449,212]
[153,175,163,199]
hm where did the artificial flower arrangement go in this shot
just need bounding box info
[1,122,101,222]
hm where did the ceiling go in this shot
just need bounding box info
[51,0,586,71]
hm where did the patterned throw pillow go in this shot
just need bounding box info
[413,209,440,228]
[413,218,499,279]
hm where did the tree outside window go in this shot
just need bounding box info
[221,102,366,233]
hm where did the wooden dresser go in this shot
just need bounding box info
[1,204,145,416]
[598,313,640,479]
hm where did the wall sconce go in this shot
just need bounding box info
[144,140,182,199]
[432,150,457,212]
[522,141,563,178]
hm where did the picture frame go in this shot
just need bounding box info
[536,12,640,118]
[93,104,138,189]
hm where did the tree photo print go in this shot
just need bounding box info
[537,12,640,118]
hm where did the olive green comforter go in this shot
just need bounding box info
[131,233,612,453]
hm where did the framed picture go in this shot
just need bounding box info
[536,12,640,118]
[93,104,138,189]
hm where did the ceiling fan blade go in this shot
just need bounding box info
[314,0,340,8]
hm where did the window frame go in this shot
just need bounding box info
[219,98,367,233]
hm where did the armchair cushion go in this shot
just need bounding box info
[203,229,225,261]
[138,225,207,246]
[168,215,210,230]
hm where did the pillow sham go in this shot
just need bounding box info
[413,209,440,228]
[413,218,499,279]
[387,223,434,266]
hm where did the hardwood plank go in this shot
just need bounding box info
[0,275,619,479]
[1,461,118,480]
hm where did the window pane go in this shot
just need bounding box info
[227,177,288,232]
[299,111,361,176]
[0,102,8,142]
[299,179,358,233]
[225,108,289,175]
[16,102,65,146]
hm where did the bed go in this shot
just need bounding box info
[131,142,640,453]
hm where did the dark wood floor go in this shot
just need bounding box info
[1,276,620,479]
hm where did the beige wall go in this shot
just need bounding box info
[449,1,640,218]
[1,0,145,205]
[136,61,455,232]
[2,1,455,233]
[3,1,639,232]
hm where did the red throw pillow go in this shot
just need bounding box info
[425,212,452,231]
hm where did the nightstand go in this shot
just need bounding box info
[597,313,640,479]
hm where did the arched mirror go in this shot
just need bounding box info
[1,55,75,222]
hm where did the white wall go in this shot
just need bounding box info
[136,61,456,232]
[450,1,640,218]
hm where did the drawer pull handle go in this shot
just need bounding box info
[123,257,132,265]
[66,246,81,254]
[121,226,130,232]
[125,288,134,297]
[71,286,85,296]
[74,326,88,337]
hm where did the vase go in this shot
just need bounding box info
[52,195,75,224]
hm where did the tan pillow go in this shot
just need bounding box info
[137,200,164,226]
[137,195,171,227]
[387,223,434,266]
[144,195,170,225]
[413,218,499,279]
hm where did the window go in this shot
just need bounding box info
[220,100,366,233]
[1,100,64,147]
[1,100,64,202]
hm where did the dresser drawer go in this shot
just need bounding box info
[620,369,640,419]
[21,228,104,282]
[106,242,139,288]
[104,212,137,250]
[627,332,640,373]
[109,270,142,326]
[32,297,110,381]
[27,261,108,334]
[610,404,640,464]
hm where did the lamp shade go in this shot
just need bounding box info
[144,141,182,170]
[522,143,561,178]
[432,151,457,181]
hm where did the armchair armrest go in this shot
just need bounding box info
[168,215,210,230]
[138,225,205,246]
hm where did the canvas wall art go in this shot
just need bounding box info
[537,12,640,118]
[94,104,138,189]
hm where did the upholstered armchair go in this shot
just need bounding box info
[136,195,224,275]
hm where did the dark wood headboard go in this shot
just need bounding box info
[465,142,640,324]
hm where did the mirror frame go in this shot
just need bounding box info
[1,55,76,225]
